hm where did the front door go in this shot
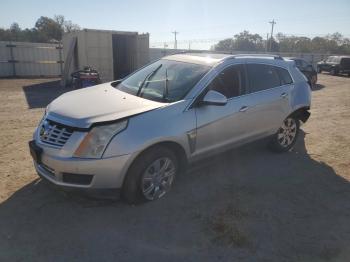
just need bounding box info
[193,64,249,157]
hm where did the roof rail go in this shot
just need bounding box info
[227,54,284,60]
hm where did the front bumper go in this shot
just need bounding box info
[31,141,133,189]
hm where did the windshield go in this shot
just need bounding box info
[114,59,210,102]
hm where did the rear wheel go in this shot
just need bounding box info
[311,74,317,86]
[269,117,300,152]
[330,68,338,76]
[122,146,178,205]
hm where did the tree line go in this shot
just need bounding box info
[1,17,350,54]
[212,30,350,54]
[0,15,80,43]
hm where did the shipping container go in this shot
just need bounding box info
[62,29,149,85]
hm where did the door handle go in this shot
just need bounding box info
[239,106,249,112]
[281,92,288,98]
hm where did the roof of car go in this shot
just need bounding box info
[164,53,285,66]
[285,57,304,61]
[327,55,350,58]
[163,53,231,66]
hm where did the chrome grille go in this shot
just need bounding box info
[39,119,73,147]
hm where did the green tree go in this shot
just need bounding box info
[213,31,264,52]
[213,38,234,52]
[9,22,21,41]
[35,16,62,41]
[233,30,264,51]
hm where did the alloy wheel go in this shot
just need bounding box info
[277,118,297,147]
[141,157,176,200]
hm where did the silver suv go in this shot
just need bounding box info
[29,54,311,204]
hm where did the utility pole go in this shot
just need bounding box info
[188,41,191,50]
[269,19,276,52]
[172,31,179,49]
[266,33,269,52]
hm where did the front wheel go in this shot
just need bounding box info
[269,117,300,152]
[122,146,178,204]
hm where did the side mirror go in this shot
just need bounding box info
[200,90,228,106]
[111,79,123,87]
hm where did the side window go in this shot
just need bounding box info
[207,65,245,98]
[294,59,302,67]
[246,64,280,93]
[326,57,334,63]
[276,67,293,85]
[301,60,309,68]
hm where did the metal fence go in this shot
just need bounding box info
[0,41,63,77]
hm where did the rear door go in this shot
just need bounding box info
[241,63,293,138]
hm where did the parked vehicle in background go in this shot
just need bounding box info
[286,57,317,88]
[317,56,350,76]
[71,66,101,89]
[29,54,311,204]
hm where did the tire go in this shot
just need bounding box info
[330,68,338,76]
[269,117,300,153]
[311,75,317,86]
[122,146,178,205]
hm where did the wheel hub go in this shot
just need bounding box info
[277,118,297,147]
[141,157,176,201]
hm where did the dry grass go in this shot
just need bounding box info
[209,204,249,247]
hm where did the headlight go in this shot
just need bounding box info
[73,120,128,158]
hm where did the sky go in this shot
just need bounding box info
[1,0,350,50]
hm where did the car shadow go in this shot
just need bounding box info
[320,72,350,78]
[22,80,68,109]
[1,131,350,261]
[312,83,325,91]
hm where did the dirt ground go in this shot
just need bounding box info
[0,74,349,262]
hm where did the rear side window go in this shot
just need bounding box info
[246,64,281,93]
[294,59,302,67]
[276,67,293,85]
[301,60,309,68]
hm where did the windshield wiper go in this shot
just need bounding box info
[136,64,162,97]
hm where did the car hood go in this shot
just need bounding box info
[46,83,166,129]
